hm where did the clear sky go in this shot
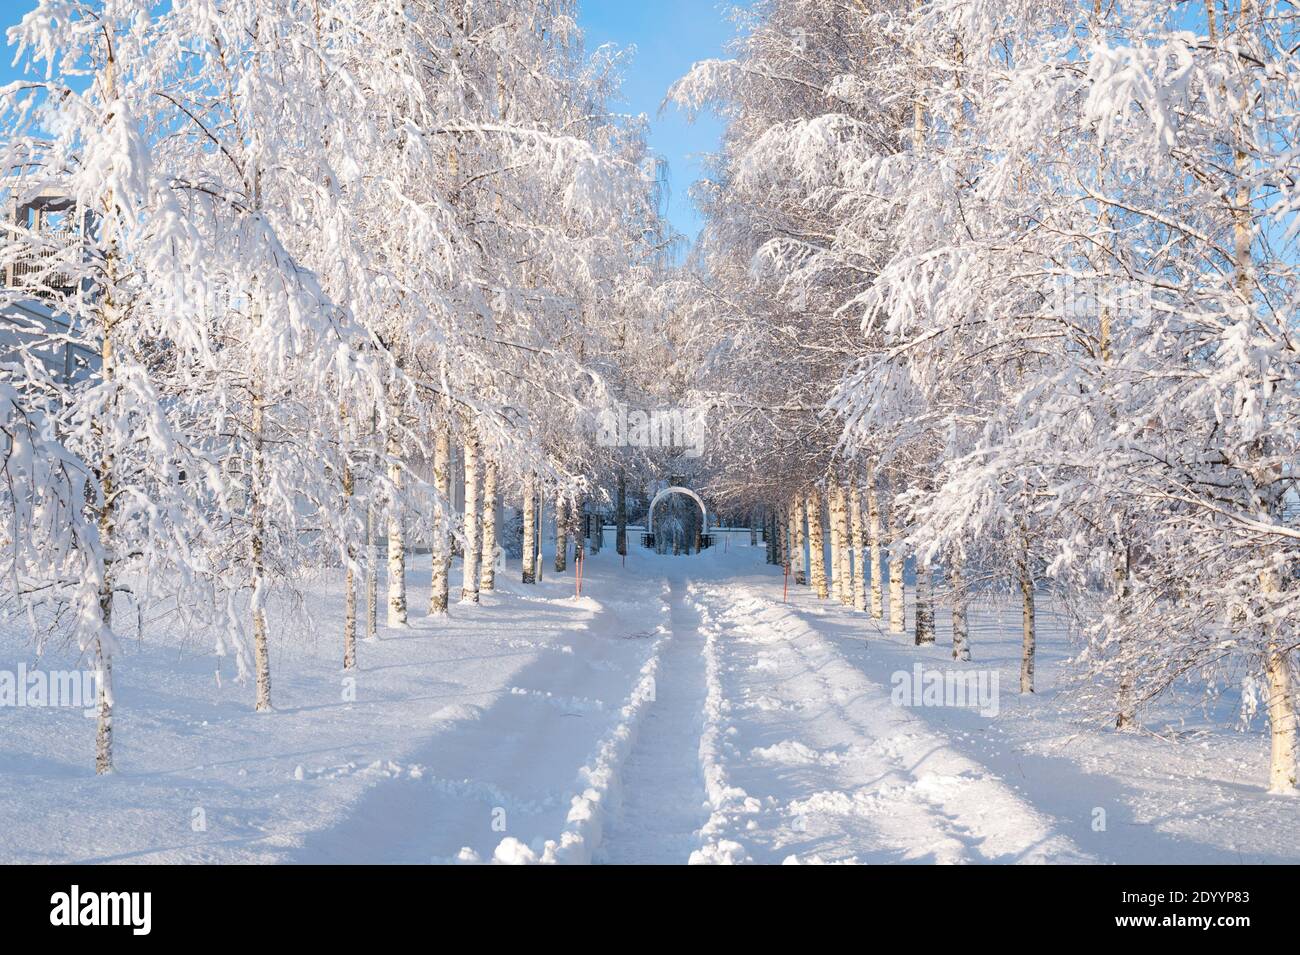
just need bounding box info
[0,1,742,243]
[577,0,745,245]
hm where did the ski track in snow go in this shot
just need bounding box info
[3,535,1298,864]
[685,582,1088,864]
[594,574,711,864]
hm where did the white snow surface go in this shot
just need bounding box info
[2,533,1297,864]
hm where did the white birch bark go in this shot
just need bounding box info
[94,272,119,768]
[793,492,808,585]
[1227,0,1295,793]
[573,495,585,562]
[385,416,407,627]
[480,459,498,592]
[365,498,377,640]
[806,487,828,599]
[868,476,884,619]
[250,333,273,708]
[950,558,970,662]
[850,486,867,613]
[460,429,481,603]
[887,503,905,635]
[834,485,852,606]
[785,502,798,577]
[914,558,934,645]
[429,424,451,614]
[90,53,125,770]
[342,449,356,670]
[1018,535,1035,693]
[554,491,567,572]
[93,634,113,774]
[1114,546,1136,728]
[828,485,845,602]
[534,484,543,581]
[522,473,536,584]
[1264,567,1298,793]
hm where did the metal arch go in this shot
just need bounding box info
[647,486,708,538]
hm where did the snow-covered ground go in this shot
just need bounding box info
[1,533,1296,864]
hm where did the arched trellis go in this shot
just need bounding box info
[647,486,708,539]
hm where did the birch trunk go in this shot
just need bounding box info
[1114,546,1136,728]
[429,424,451,613]
[91,54,123,770]
[522,473,536,584]
[1261,563,1298,793]
[806,488,828,599]
[94,281,119,769]
[914,559,934,645]
[887,506,905,635]
[868,476,884,619]
[365,498,377,640]
[342,451,356,670]
[251,355,273,709]
[1226,0,1295,793]
[554,492,567,573]
[1018,537,1035,693]
[93,630,113,774]
[950,558,970,661]
[793,493,807,585]
[480,459,498,592]
[460,429,481,603]
[850,487,867,613]
[535,484,543,581]
[828,486,845,602]
[574,497,586,561]
[385,417,407,627]
[785,502,798,577]
[616,471,627,556]
[834,485,852,606]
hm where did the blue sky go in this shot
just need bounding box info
[578,1,745,244]
[0,1,743,245]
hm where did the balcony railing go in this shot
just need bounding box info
[4,229,83,296]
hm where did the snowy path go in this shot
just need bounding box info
[4,537,1298,864]
[595,573,710,864]
[685,579,1087,863]
[591,552,1085,865]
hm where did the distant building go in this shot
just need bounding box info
[1,190,98,385]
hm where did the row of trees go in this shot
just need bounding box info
[0,0,676,772]
[674,0,1300,793]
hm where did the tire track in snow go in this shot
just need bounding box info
[595,573,711,864]
[688,581,1091,864]
[689,584,972,863]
